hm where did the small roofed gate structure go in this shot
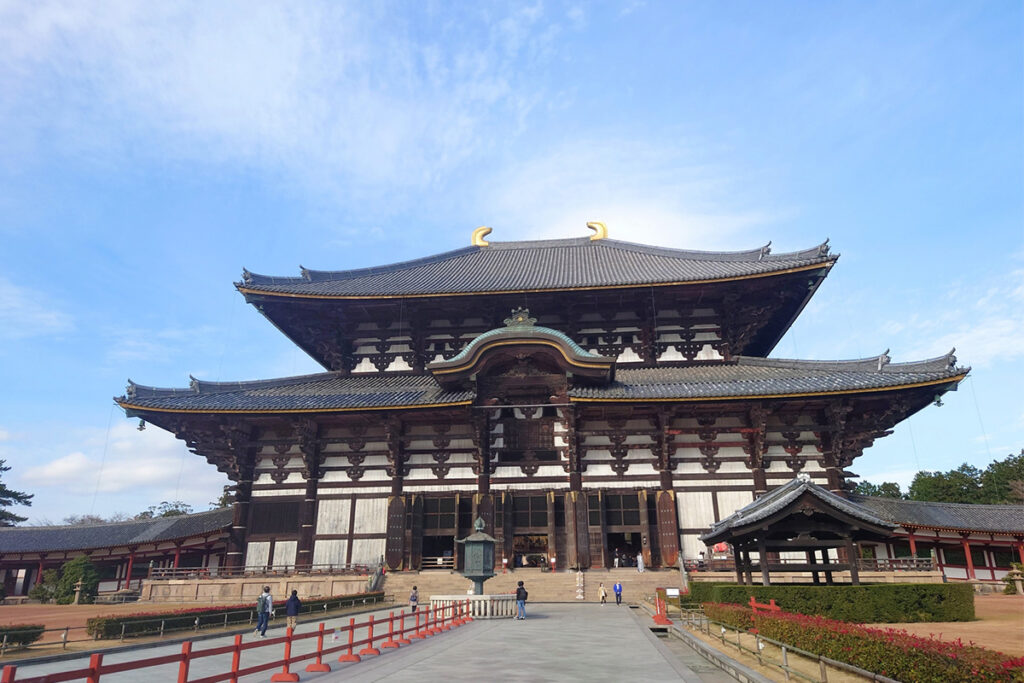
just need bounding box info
[700,475,896,586]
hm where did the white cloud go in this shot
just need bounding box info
[482,137,790,250]
[0,428,9,441]
[0,277,73,339]
[0,2,570,207]
[22,423,225,498]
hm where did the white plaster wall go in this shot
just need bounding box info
[717,491,755,519]
[353,498,387,535]
[312,540,349,567]
[677,491,715,529]
[245,541,270,568]
[252,488,304,497]
[316,499,351,535]
[402,483,476,492]
[272,541,297,568]
[350,538,386,565]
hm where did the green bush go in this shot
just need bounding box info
[702,602,753,630]
[0,625,45,648]
[700,583,974,623]
[86,591,385,639]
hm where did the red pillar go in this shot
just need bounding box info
[907,532,917,557]
[36,559,44,588]
[124,552,136,590]
[1017,541,1024,566]
[961,538,975,579]
[173,544,182,569]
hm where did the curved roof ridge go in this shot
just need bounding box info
[445,324,607,365]
[738,354,892,372]
[187,372,340,394]
[884,349,961,373]
[238,236,835,288]
[850,494,1024,513]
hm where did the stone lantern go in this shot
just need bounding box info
[457,517,496,595]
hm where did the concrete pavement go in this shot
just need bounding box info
[9,603,737,682]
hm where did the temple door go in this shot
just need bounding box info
[384,495,406,571]
[656,490,680,567]
[408,494,424,570]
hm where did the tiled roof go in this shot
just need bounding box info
[120,374,475,412]
[701,476,896,542]
[0,508,232,554]
[848,495,1024,534]
[118,352,963,413]
[238,237,835,297]
[569,352,964,400]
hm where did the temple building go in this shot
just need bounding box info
[109,225,969,575]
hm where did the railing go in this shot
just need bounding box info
[148,563,372,580]
[429,594,516,619]
[0,601,475,683]
[420,556,454,570]
[675,608,899,683]
[857,558,934,571]
[0,594,387,658]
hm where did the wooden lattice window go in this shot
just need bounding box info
[423,496,456,532]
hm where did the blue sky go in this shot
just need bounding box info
[0,1,1020,524]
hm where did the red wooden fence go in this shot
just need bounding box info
[0,601,471,683]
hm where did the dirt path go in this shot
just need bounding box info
[880,593,1024,657]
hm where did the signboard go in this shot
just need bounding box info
[665,588,680,597]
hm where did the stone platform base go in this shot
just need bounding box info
[140,574,369,603]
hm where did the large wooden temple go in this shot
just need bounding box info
[115,225,967,574]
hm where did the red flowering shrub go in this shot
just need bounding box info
[702,602,753,631]
[86,591,384,638]
[753,610,1024,683]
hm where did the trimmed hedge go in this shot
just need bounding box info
[0,624,45,648]
[693,582,974,623]
[86,591,384,639]
[753,609,1024,682]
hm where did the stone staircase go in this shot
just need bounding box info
[382,567,683,603]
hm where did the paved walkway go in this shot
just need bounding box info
[9,604,735,682]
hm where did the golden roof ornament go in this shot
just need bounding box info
[586,221,607,240]
[471,226,492,246]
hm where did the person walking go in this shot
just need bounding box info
[636,551,645,573]
[613,581,623,605]
[409,585,419,612]
[254,586,273,637]
[515,580,528,620]
[599,583,607,605]
[285,589,301,631]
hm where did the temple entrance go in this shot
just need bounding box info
[512,534,548,568]
[607,532,642,568]
[421,535,455,570]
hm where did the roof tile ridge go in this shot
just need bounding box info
[736,354,891,372]
[597,237,837,263]
[237,269,306,287]
[186,372,343,394]
[285,245,481,283]
[121,380,197,401]
[883,349,963,374]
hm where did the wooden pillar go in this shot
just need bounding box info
[546,491,557,570]
[808,550,820,584]
[962,537,976,579]
[173,543,182,569]
[845,536,860,585]
[757,538,770,586]
[908,531,917,557]
[637,490,651,569]
[1016,538,1024,565]
[124,550,136,590]
[735,552,745,585]
[225,454,255,571]
[821,548,834,585]
[473,413,491,495]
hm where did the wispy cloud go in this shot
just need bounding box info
[0,428,9,442]
[0,2,570,208]
[0,277,73,339]
[21,423,224,501]
[482,137,790,249]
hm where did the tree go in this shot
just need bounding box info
[0,460,33,526]
[979,449,1024,504]
[27,569,60,602]
[54,557,99,604]
[853,481,904,499]
[62,514,107,526]
[209,485,235,509]
[135,500,193,519]
[907,464,984,504]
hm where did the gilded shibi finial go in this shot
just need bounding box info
[586,221,607,240]
[472,226,492,246]
[504,307,536,327]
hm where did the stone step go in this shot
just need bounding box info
[382,568,683,603]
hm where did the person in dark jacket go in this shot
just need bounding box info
[285,590,302,631]
[515,580,528,620]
